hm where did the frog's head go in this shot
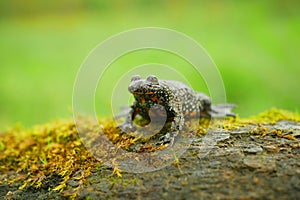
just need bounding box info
[128,75,162,95]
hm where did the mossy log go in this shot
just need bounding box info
[0,109,299,199]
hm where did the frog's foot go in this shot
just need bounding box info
[116,122,137,134]
[156,132,175,146]
[210,104,237,118]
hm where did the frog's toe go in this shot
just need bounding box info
[117,123,137,133]
[156,132,175,146]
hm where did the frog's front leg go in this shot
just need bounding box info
[157,100,184,146]
[117,104,138,133]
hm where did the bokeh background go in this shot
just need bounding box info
[0,0,299,131]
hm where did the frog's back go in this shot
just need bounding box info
[160,80,195,95]
[160,80,200,115]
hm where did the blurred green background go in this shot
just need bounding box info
[0,0,299,131]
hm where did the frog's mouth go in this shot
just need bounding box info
[132,91,155,95]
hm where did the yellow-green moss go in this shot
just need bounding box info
[248,108,300,123]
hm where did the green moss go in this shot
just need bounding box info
[0,108,299,197]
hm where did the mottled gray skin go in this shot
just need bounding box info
[118,75,235,145]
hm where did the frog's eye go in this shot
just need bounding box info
[131,75,141,82]
[146,75,159,85]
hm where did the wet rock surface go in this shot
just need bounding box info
[1,121,300,200]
